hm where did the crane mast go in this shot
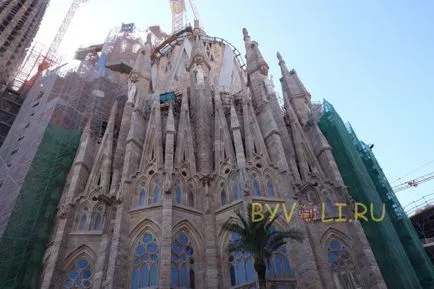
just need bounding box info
[170,0,201,33]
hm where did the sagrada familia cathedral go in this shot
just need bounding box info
[0,18,402,288]
[33,21,391,289]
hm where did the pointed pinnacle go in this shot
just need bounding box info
[277,52,283,62]
[242,28,249,40]
[146,33,152,44]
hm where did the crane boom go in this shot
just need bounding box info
[188,0,201,24]
[46,0,87,62]
[392,172,434,193]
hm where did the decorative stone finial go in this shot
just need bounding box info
[277,52,283,62]
[242,28,249,39]
[146,33,152,43]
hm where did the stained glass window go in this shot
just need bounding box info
[78,207,88,231]
[188,184,194,208]
[228,232,255,286]
[265,175,275,197]
[139,185,147,207]
[232,178,241,201]
[327,239,351,271]
[131,232,159,289]
[91,207,102,231]
[64,258,92,288]
[171,233,195,288]
[252,174,261,196]
[175,179,182,204]
[327,239,359,288]
[266,229,292,278]
[152,178,161,204]
[221,183,227,205]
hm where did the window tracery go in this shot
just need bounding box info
[90,206,103,231]
[327,239,359,289]
[265,174,275,197]
[64,258,93,289]
[252,173,261,196]
[267,246,292,278]
[171,232,196,288]
[77,206,89,231]
[139,183,147,207]
[131,232,159,289]
[228,232,255,286]
[231,174,242,201]
[151,178,161,204]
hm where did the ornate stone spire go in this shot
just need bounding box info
[243,28,269,76]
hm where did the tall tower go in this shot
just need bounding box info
[0,0,50,88]
[35,22,392,289]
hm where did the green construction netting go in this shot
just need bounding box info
[318,100,434,289]
[0,124,81,289]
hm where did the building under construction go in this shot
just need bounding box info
[317,100,434,288]
[0,0,49,88]
[0,23,141,289]
[409,202,434,264]
[0,1,433,289]
[0,0,51,146]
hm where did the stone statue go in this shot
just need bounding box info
[127,74,138,104]
[127,81,137,104]
[193,63,206,86]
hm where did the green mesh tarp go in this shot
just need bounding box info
[0,124,80,289]
[318,100,434,289]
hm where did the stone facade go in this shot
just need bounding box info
[39,23,388,289]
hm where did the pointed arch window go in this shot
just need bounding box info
[252,173,261,196]
[265,175,275,197]
[139,184,147,207]
[64,258,93,288]
[220,183,227,206]
[266,246,292,278]
[228,232,255,286]
[152,178,161,204]
[175,179,182,204]
[231,175,242,201]
[187,183,194,208]
[131,232,159,289]
[171,232,196,288]
[91,206,103,231]
[327,239,359,289]
[78,206,89,231]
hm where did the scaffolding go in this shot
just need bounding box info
[0,44,128,288]
[317,100,434,289]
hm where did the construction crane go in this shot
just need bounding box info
[392,172,434,193]
[24,0,87,88]
[169,0,201,33]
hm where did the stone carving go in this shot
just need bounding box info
[127,79,137,104]
[264,76,275,95]
[192,63,206,86]
[163,173,173,194]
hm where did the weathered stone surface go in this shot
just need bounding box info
[39,27,387,289]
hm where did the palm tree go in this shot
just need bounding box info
[223,203,304,289]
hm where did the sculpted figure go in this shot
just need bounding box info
[127,74,138,104]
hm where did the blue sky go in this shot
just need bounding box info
[33,0,434,210]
